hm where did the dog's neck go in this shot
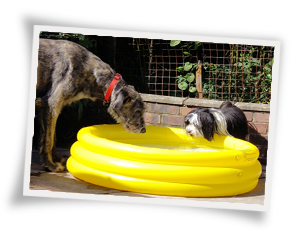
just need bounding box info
[102,75,125,106]
[104,73,121,102]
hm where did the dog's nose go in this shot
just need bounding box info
[186,129,193,136]
[140,127,146,133]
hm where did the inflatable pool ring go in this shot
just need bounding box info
[67,124,261,197]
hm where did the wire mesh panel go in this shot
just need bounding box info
[131,39,274,104]
[131,38,193,97]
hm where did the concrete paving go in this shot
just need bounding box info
[29,148,266,205]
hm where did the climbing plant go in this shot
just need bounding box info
[170,40,274,103]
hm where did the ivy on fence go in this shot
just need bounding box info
[170,40,274,104]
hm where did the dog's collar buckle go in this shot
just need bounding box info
[104,73,121,106]
[103,100,110,107]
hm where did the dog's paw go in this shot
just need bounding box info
[54,162,66,172]
[46,157,67,172]
[45,162,65,172]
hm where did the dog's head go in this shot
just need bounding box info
[184,108,216,141]
[184,108,230,141]
[108,85,146,134]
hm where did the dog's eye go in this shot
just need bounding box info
[184,119,190,125]
[135,110,142,116]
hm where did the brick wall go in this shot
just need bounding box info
[141,94,270,165]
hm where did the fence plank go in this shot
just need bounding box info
[196,60,203,99]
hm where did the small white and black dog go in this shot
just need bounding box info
[184,101,248,141]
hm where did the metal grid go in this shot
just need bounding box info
[131,39,274,103]
[132,38,195,97]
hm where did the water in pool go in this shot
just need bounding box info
[134,143,221,152]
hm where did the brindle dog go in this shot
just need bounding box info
[36,39,146,172]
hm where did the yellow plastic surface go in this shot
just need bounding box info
[67,124,262,197]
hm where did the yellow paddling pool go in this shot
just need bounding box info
[67,124,261,197]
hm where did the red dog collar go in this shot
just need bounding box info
[103,73,121,105]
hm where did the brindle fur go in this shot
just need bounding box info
[36,39,146,172]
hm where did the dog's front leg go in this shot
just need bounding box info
[41,107,66,172]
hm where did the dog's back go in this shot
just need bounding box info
[37,39,114,100]
[219,101,248,140]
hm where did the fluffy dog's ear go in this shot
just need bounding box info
[199,113,215,141]
[210,110,232,137]
[184,116,189,123]
[184,114,191,126]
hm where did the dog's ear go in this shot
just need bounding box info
[113,90,132,110]
[199,112,215,141]
[128,85,135,90]
[210,110,231,137]
[184,114,191,127]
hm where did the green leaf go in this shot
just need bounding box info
[176,75,184,83]
[183,52,191,56]
[189,86,197,93]
[264,65,271,73]
[185,73,195,83]
[184,62,193,71]
[194,42,201,50]
[266,73,272,80]
[176,66,184,73]
[178,82,188,90]
[170,40,181,47]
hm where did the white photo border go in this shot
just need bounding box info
[23,25,281,212]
